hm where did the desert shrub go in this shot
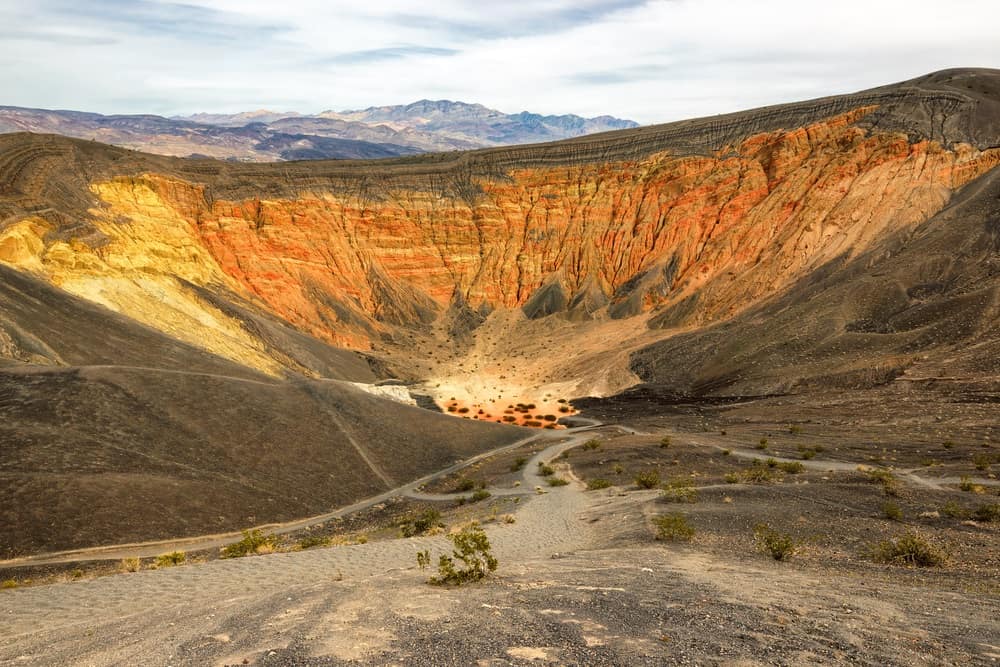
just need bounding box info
[297,534,331,550]
[972,504,1000,523]
[502,415,516,423]
[558,406,571,413]
[870,531,945,567]
[653,513,695,541]
[416,549,430,569]
[587,478,613,490]
[547,477,570,487]
[972,453,994,471]
[543,415,557,422]
[788,425,802,435]
[452,477,477,492]
[429,526,498,585]
[501,514,516,524]
[635,470,661,489]
[613,464,624,475]
[510,456,528,472]
[778,461,804,474]
[120,557,141,573]
[661,477,698,503]
[756,438,768,450]
[724,472,740,484]
[2,579,18,589]
[941,501,969,519]
[470,489,491,503]
[222,529,277,558]
[537,463,555,477]
[754,524,796,561]
[959,476,984,493]
[524,420,543,428]
[721,449,732,456]
[582,439,601,451]
[765,458,778,468]
[943,441,954,449]
[882,501,903,521]
[400,509,443,538]
[155,551,186,567]
[659,436,672,448]
[742,460,779,483]
[866,468,900,496]
[799,448,817,460]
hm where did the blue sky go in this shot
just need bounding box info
[1,0,998,124]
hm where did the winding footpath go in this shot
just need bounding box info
[0,423,604,639]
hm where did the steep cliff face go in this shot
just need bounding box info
[1,70,999,400]
[44,108,998,352]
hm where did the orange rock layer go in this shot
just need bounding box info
[90,107,998,351]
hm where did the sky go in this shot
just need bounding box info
[1,0,998,125]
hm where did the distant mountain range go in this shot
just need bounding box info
[0,101,638,161]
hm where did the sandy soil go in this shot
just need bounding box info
[2,420,997,665]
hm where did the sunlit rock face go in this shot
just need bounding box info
[3,70,1000,411]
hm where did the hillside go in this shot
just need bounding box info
[1,68,999,557]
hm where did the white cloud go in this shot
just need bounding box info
[0,0,997,123]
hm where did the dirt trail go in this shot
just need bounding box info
[0,431,602,639]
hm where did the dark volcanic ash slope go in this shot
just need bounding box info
[0,264,521,558]
[629,164,1000,397]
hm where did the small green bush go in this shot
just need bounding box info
[870,531,945,567]
[155,551,186,567]
[755,438,768,450]
[120,557,141,572]
[586,478,613,490]
[742,460,779,483]
[800,449,817,460]
[867,468,900,496]
[653,513,695,541]
[297,534,331,550]
[537,463,555,477]
[882,501,903,521]
[959,476,981,493]
[429,526,498,585]
[723,472,740,484]
[400,509,443,537]
[453,477,477,492]
[972,504,1000,522]
[754,524,796,561]
[721,449,732,456]
[788,425,802,435]
[510,456,528,472]
[613,464,624,475]
[582,439,601,451]
[634,470,661,489]
[470,489,491,503]
[778,461,804,474]
[547,477,570,487]
[661,477,698,503]
[941,501,969,519]
[972,453,993,471]
[416,549,430,569]
[222,529,277,558]
[659,436,672,448]
[1,579,18,589]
